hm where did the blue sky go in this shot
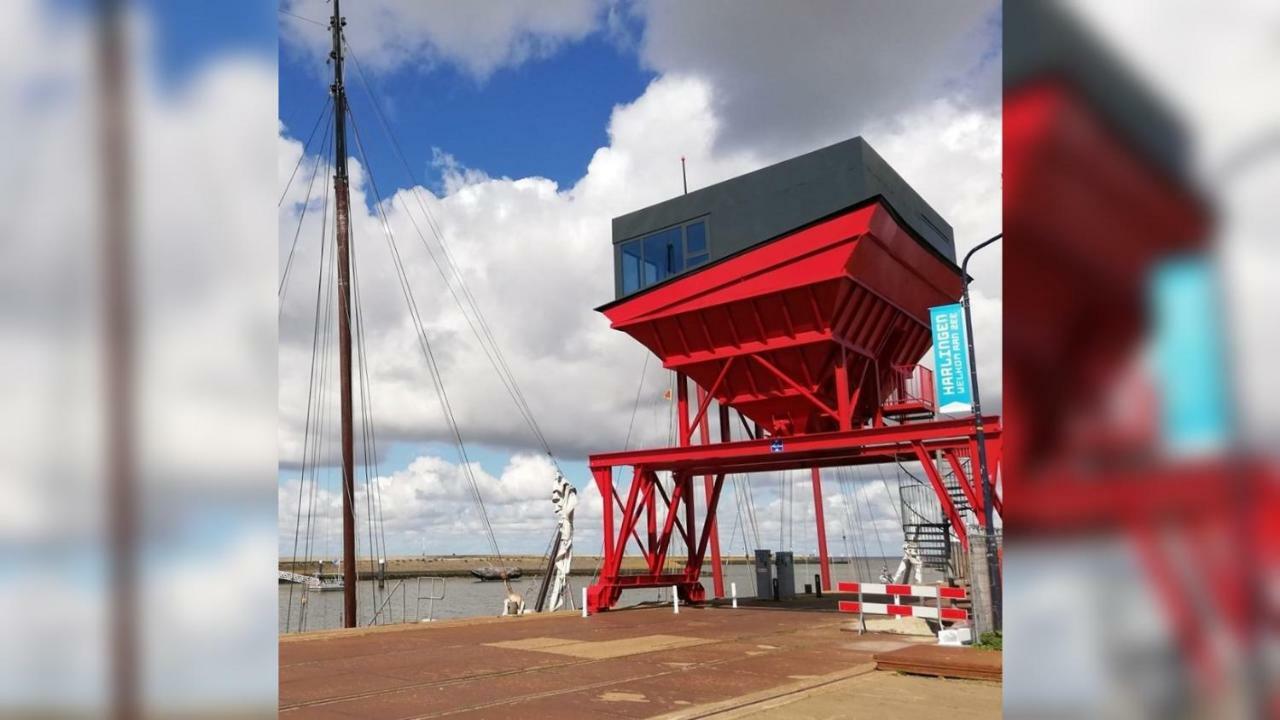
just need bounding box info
[274,7,646,499]
[141,0,276,86]
[279,12,654,198]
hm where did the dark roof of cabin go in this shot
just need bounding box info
[608,136,955,300]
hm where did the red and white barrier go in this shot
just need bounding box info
[836,581,968,621]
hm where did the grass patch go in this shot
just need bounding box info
[975,631,1002,651]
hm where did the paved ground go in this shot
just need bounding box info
[280,603,999,719]
[670,671,1001,719]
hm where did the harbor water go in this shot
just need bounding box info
[279,557,913,633]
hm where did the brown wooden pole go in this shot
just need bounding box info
[330,0,358,628]
[98,0,138,715]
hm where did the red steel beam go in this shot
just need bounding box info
[605,466,647,581]
[811,466,832,591]
[684,358,734,445]
[590,417,1001,471]
[662,329,839,370]
[699,396,725,598]
[651,473,688,573]
[610,487,653,567]
[912,442,970,551]
[943,448,983,516]
[594,467,616,562]
[652,475,692,550]
[694,473,727,567]
[749,353,839,421]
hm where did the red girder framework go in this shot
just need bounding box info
[586,416,1002,612]
[586,201,1003,613]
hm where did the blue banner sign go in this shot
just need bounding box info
[930,303,973,412]
[1151,257,1230,455]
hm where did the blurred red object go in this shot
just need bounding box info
[1004,2,1278,710]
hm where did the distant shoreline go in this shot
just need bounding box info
[278,554,891,580]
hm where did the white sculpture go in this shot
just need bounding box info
[892,541,924,585]
[501,577,525,616]
[546,474,578,612]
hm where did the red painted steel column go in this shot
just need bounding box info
[810,466,832,591]
[835,348,852,431]
[594,467,614,563]
[682,471,699,599]
[697,386,725,598]
[646,471,657,559]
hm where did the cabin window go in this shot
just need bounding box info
[642,231,666,284]
[621,217,710,293]
[621,241,642,294]
[661,226,683,274]
[685,221,708,268]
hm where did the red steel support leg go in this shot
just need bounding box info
[683,472,697,569]
[677,372,691,446]
[647,475,657,559]
[595,467,614,564]
[652,471,688,572]
[589,465,646,612]
[943,448,983,517]
[810,466,832,591]
[835,348,852,431]
[698,387,725,598]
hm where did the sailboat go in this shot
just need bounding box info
[470,566,522,582]
[280,1,577,632]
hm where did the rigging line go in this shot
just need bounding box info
[303,126,336,523]
[342,40,547,438]
[278,8,328,28]
[352,230,391,615]
[745,476,760,550]
[280,104,335,301]
[300,213,337,624]
[279,96,333,207]
[621,352,651,451]
[347,105,504,560]
[838,471,871,581]
[859,473,889,559]
[735,419,759,550]
[287,153,334,631]
[872,459,906,525]
[343,38,559,467]
[849,471,878,579]
[349,242,381,619]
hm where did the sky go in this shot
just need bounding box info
[275,0,1005,562]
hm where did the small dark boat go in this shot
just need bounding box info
[470,566,521,581]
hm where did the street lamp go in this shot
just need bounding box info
[961,232,1002,631]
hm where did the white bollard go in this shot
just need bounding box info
[673,586,679,614]
[582,587,588,618]
[731,582,738,609]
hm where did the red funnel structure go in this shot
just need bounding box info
[603,202,961,435]
[587,138,1002,612]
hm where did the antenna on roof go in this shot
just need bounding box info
[681,156,688,195]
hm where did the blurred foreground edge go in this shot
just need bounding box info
[97,0,139,718]
[1004,1,1277,716]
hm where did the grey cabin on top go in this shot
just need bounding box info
[608,136,956,301]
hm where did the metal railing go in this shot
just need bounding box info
[416,576,446,622]
[367,579,406,626]
[884,364,936,412]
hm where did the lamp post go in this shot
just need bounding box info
[961,232,1001,631]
